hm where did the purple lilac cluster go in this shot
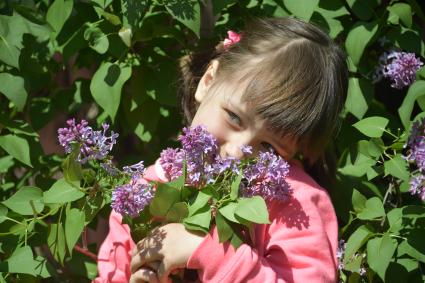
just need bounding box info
[57,119,118,163]
[405,117,425,200]
[111,179,154,217]
[374,50,423,89]
[242,151,291,201]
[159,125,291,201]
[159,125,219,185]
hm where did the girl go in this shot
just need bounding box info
[94,17,348,283]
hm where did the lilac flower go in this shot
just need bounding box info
[58,119,92,154]
[406,117,425,171]
[240,145,253,155]
[159,148,185,180]
[111,179,154,217]
[336,239,346,271]
[123,161,145,176]
[214,156,240,175]
[242,151,291,201]
[409,174,425,200]
[179,125,218,165]
[405,118,425,200]
[58,119,118,164]
[83,123,119,162]
[375,50,423,89]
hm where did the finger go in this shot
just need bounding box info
[157,260,181,283]
[129,268,159,283]
[131,245,163,273]
[146,261,160,271]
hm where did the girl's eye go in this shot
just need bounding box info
[226,110,242,125]
[261,142,275,152]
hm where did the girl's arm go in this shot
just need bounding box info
[93,163,167,283]
[187,168,339,283]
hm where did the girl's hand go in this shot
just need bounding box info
[130,223,205,283]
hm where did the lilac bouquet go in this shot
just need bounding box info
[58,120,292,247]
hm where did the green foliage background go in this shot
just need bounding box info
[0,0,424,282]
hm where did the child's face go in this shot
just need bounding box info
[191,61,297,160]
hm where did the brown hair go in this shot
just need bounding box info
[178,17,348,187]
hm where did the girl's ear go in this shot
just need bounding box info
[195,60,219,103]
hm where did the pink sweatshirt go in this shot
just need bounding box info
[94,161,338,283]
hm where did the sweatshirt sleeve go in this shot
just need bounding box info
[187,167,338,283]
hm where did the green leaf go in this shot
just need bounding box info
[118,27,132,47]
[387,3,412,28]
[94,7,122,26]
[0,205,8,224]
[219,202,239,223]
[398,81,425,129]
[345,78,372,120]
[188,186,212,216]
[92,0,113,9]
[0,156,14,174]
[46,0,73,33]
[6,246,38,275]
[384,154,410,181]
[213,0,237,15]
[65,208,85,255]
[0,37,20,68]
[183,205,211,233]
[84,25,109,54]
[90,62,132,121]
[149,182,181,217]
[353,116,389,138]
[164,0,200,37]
[416,66,425,80]
[166,202,189,222]
[2,186,44,215]
[235,196,270,224]
[62,149,83,182]
[345,21,378,66]
[357,197,385,220]
[215,211,233,243]
[43,179,84,204]
[283,0,319,21]
[121,0,147,28]
[0,134,31,167]
[404,229,425,262]
[0,73,27,111]
[48,223,67,265]
[230,229,244,249]
[367,234,397,280]
[344,253,363,272]
[386,208,403,233]
[402,205,425,218]
[352,189,367,213]
[344,225,372,261]
[338,152,376,177]
[346,0,377,21]
[230,173,242,201]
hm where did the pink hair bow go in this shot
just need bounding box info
[223,30,242,50]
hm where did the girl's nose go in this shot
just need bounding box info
[220,142,245,159]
